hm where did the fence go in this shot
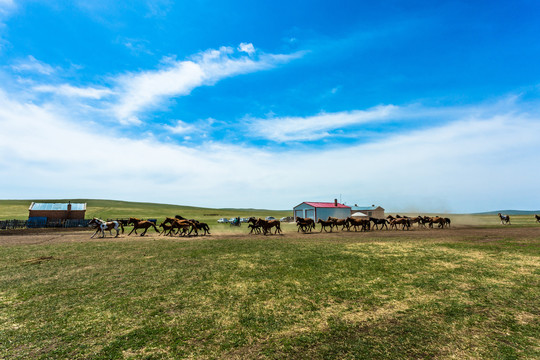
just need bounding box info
[1,219,91,230]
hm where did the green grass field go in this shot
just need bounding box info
[1,200,539,358]
[1,228,539,359]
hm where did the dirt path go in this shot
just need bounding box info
[1,225,539,246]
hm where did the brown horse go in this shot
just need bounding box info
[296,217,315,232]
[425,216,446,229]
[407,216,422,228]
[159,221,176,236]
[127,217,160,236]
[162,217,195,236]
[250,217,282,235]
[88,217,124,238]
[346,217,370,232]
[498,213,511,225]
[389,217,411,230]
[317,219,334,232]
[328,217,348,231]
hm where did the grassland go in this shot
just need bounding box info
[1,200,539,358]
[1,223,539,359]
[0,199,291,223]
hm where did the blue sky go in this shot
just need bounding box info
[1,0,540,212]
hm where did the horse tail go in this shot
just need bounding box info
[119,221,124,234]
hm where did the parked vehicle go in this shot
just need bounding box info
[217,218,229,223]
[280,217,294,222]
[265,216,276,221]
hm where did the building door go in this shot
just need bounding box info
[294,210,303,219]
[305,209,315,220]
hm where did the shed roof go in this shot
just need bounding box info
[301,202,350,209]
[351,205,383,211]
[351,212,368,217]
[29,203,86,211]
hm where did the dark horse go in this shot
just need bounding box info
[249,217,282,235]
[369,217,388,230]
[317,219,334,232]
[296,217,315,232]
[498,213,511,225]
[127,217,160,236]
[535,214,540,223]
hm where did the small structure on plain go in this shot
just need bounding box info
[28,202,87,221]
[293,200,351,221]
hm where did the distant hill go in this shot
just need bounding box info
[473,210,540,215]
[0,199,291,221]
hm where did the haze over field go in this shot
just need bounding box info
[1,1,540,212]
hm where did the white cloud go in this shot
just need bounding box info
[249,105,399,141]
[11,56,56,75]
[110,45,304,124]
[0,0,15,15]
[238,42,255,55]
[247,99,524,143]
[1,88,539,212]
[33,84,113,99]
[163,120,194,134]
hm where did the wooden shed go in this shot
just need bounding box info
[28,202,86,221]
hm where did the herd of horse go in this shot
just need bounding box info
[296,215,451,233]
[88,216,210,238]
[88,213,540,238]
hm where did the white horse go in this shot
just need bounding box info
[88,218,124,238]
[498,213,511,225]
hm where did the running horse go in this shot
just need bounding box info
[498,213,511,225]
[370,217,388,230]
[127,217,160,236]
[317,219,334,232]
[249,217,282,235]
[535,214,540,223]
[88,217,124,238]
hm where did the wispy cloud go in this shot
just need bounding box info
[118,37,154,56]
[163,120,195,134]
[33,84,113,99]
[246,97,525,143]
[1,85,539,212]
[248,105,399,142]
[110,45,304,124]
[11,56,56,75]
[0,0,15,16]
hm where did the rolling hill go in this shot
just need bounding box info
[0,199,291,222]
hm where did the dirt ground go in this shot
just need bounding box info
[1,225,539,246]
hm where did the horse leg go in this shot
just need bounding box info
[140,227,148,236]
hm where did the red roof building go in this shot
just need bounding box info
[293,200,351,221]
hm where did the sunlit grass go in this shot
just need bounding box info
[1,230,538,359]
